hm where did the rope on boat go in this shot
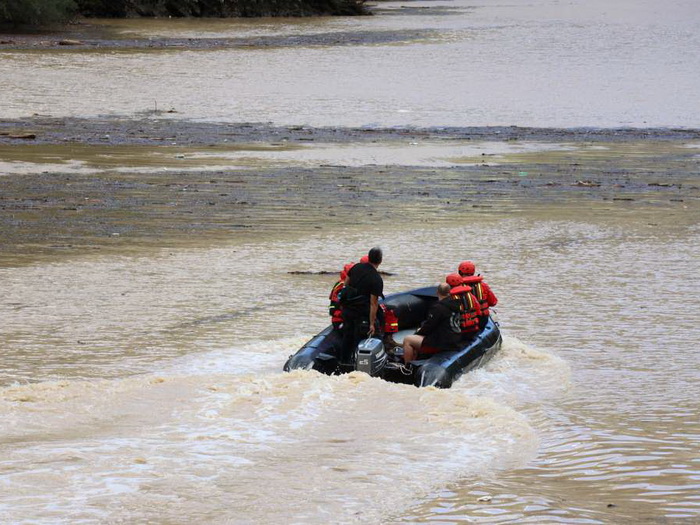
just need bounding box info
[398,363,413,376]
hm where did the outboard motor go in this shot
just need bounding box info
[355,338,388,377]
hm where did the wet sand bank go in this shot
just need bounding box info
[0,4,451,52]
[1,118,698,267]
[0,28,437,51]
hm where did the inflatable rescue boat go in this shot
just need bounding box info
[283,286,502,388]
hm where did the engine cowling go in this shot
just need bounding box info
[355,338,388,377]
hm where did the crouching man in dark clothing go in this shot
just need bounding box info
[402,283,462,364]
[339,247,384,365]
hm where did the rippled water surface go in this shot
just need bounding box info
[2,0,700,126]
[1,215,699,523]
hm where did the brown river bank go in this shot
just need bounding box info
[0,3,442,51]
[1,117,698,268]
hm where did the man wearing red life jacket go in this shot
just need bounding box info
[328,263,354,330]
[445,273,482,340]
[458,260,497,329]
[402,283,463,363]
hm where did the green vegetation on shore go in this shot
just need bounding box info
[0,0,75,25]
[0,0,369,26]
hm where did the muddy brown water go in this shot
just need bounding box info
[2,0,700,127]
[1,0,700,523]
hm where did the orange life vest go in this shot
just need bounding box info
[461,275,490,317]
[449,285,481,334]
[329,281,344,324]
[382,304,399,333]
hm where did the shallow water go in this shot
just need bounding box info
[0,140,570,175]
[2,0,700,127]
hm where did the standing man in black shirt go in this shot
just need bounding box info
[339,247,384,364]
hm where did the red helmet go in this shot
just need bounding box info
[360,255,369,263]
[340,263,354,280]
[458,260,476,276]
[446,273,463,288]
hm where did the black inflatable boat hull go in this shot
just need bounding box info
[283,286,502,388]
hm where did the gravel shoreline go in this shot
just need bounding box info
[0,5,452,51]
[1,117,698,267]
[2,117,700,147]
[0,28,438,51]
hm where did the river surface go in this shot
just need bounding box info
[1,0,700,524]
[2,0,700,127]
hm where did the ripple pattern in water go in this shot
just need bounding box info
[1,217,699,522]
